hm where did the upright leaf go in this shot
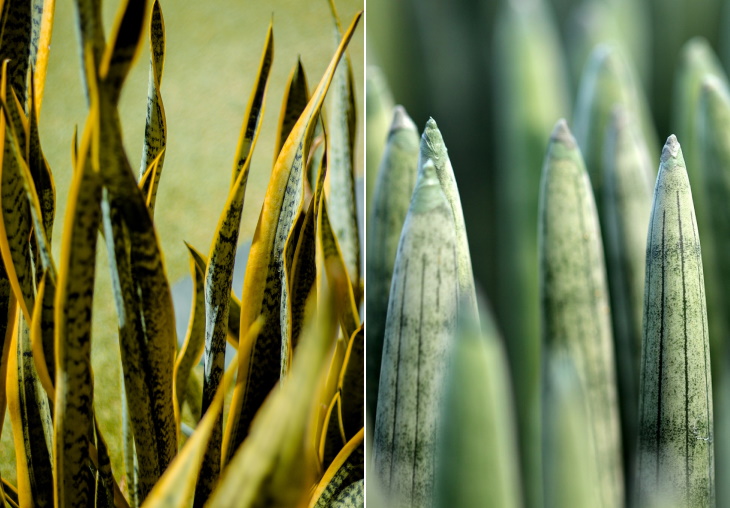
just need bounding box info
[274,58,309,163]
[208,291,337,508]
[195,24,272,505]
[364,65,394,213]
[286,143,329,374]
[0,73,35,322]
[8,317,54,507]
[139,0,166,202]
[434,313,522,508]
[224,11,362,462]
[538,120,624,508]
[338,324,363,441]
[602,106,653,495]
[636,135,713,507]
[325,0,360,303]
[0,0,32,106]
[372,160,458,507]
[173,244,206,428]
[53,105,102,507]
[30,0,56,112]
[417,119,477,319]
[543,351,601,508]
[94,8,177,493]
[699,75,730,508]
[492,4,570,502]
[573,44,658,216]
[672,39,728,389]
[365,106,418,419]
[0,259,15,440]
[317,197,359,339]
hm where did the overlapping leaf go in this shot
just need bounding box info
[224,10,362,463]
[196,24,273,504]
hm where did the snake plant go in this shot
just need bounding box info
[0,0,364,507]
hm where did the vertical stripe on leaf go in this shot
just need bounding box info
[539,119,624,508]
[636,135,713,507]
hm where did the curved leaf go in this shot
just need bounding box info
[195,24,273,504]
[139,0,166,195]
[209,290,337,508]
[325,0,360,304]
[8,316,53,507]
[309,428,364,508]
[140,323,261,508]
[173,243,206,430]
[317,195,359,338]
[225,10,362,463]
[274,58,309,164]
[319,392,345,471]
[53,106,102,507]
[338,324,363,441]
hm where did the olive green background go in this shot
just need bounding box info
[0,0,363,484]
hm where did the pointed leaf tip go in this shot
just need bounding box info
[550,119,575,146]
[661,135,681,164]
[390,106,417,134]
[701,74,727,96]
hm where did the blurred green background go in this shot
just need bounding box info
[367,0,728,303]
[367,0,730,506]
[0,0,363,483]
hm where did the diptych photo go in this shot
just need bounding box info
[1,0,730,506]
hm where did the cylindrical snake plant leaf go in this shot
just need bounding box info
[673,38,727,181]
[417,118,477,319]
[372,160,458,508]
[672,40,728,383]
[696,76,730,506]
[602,106,653,495]
[573,44,658,218]
[543,351,601,508]
[636,135,714,507]
[539,119,624,508]
[492,3,570,504]
[699,76,730,508]
[563,0,651,93]
[365,65,394,213]
[434,312,522,508]
[365,105,418,420]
